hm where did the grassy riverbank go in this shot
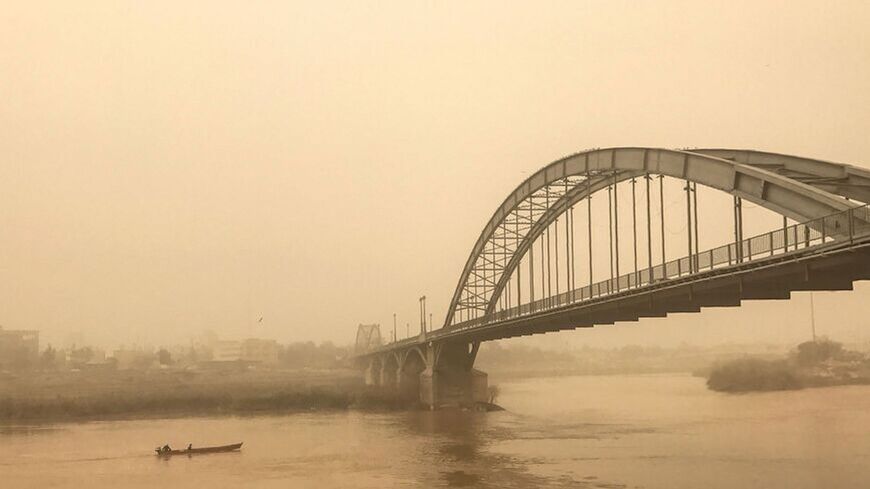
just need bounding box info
[705,339,870,393]
[0,368,402,423]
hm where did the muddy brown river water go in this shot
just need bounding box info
[3,373,870,488]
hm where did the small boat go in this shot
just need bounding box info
[155,442,243,456]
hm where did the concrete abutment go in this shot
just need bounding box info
[365,341,488,410]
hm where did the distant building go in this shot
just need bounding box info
[67,346,106,368]
[189,330,219,361]
[0,326,39,370]
[212,340,242,362]
[241,338,280,365]
[112,348,155,370]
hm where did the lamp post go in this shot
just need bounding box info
[419,296,427,335]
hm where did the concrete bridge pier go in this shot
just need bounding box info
[363,356,381,386]
[419,341,488,409]
[365,340,488,409]
[379,353,399,390]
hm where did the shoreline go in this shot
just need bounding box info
[5,368,870,425]
[0,368,407,425]
[704,341,870,393]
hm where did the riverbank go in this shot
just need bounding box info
[0,368,404,423]
[705,339,870,393]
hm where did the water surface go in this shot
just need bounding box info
[3,374,870,488]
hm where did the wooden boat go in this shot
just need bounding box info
[155,442,242,456]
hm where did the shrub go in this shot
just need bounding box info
[707,357,802,392]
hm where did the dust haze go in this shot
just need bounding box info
[2,2,869,349]
[4,2,870,489]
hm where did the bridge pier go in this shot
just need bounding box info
[363,356,381,386]
[420,341,488,409]
[370,341,488,409]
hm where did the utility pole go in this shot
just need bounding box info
[809,292,817,342]
[393,313,397,343]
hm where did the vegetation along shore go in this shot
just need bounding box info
[705,339,870,392]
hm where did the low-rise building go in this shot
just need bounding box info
[0,326,39,370]
[242,338,280,365]
[212,340,242,362]
[112,348,155,370]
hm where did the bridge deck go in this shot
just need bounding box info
[358,235,870,357]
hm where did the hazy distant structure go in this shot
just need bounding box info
[112,348,155,370]
[0,326,39,370]
[212,340,243,362]
[355,148,870,409]
[241,338,280,365]
[354,324,382,354]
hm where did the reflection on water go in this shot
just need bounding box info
[3,374,870,488]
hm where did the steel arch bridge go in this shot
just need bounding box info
[355,147,870,409]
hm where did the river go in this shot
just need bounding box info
[3,373,870,488]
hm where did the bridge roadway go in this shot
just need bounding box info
[386,234,870,349]
[354,148,870,409]
[358,227,870,409]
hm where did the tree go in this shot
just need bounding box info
[487,385,501,404]
[795,338,843,367]
[157,348,173,365]
[69,346,93,365]
[40,345,57,370]
[11,347,33,371]
[707,358,801,392]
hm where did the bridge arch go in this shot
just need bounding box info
[365,355,384,386]
[400,347,427,371]
[398,347,427,401]
[381,352,400,387]
[693,149,870,203]
[444,147,865,328]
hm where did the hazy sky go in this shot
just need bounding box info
[1,1,869,350]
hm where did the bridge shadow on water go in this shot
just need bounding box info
[398,409,626,489]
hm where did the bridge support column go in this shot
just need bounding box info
[422,341,488,409]
[378,365,391,389]
[387,342,489,409]
[364,357,381,387]
[379,353,399,390]
[419,368,437,409]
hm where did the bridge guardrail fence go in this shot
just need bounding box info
[453,204,870,332]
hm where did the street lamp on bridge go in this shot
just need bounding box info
[419,295,427,335]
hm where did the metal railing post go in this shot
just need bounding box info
[783,217,788,251]
[821,218,826,244]
[849,208,854,244]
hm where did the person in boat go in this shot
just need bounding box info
[162,444,171,453]
[187,443,192,451]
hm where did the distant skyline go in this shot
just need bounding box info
[2,1,869,350]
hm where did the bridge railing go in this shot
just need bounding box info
[452,204,870,330]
